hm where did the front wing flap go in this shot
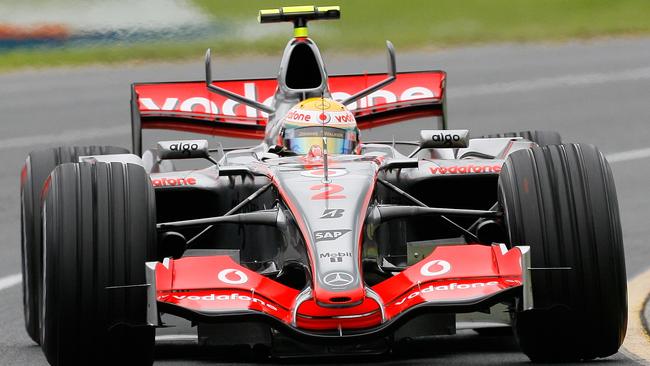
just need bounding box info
[146,244,530,339]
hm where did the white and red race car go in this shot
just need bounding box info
[20,5,626,365]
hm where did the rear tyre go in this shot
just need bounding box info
[20,146,128,344]
[41,162,156,366]
[480,130,561,146]
[498,144,626,362]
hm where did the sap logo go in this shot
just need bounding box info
[320,209,344,219]
[314,229,351,242]
[169,142,199,155]
[319,252,352,263]
[151,177,197,187]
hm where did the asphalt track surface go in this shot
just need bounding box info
[1,38,649,365]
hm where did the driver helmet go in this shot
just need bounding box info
[280,97,360,155]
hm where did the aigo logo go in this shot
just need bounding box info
[430,133,461,145]
[217,269,248,285]
[420,260,451,277]
[169,142,199,155]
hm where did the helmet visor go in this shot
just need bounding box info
[284,126,358,155]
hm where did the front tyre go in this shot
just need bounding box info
[41,162,156,366]
[498,144,626,362]
[20,145,128,344]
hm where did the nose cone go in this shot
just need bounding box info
[271,158,378,307]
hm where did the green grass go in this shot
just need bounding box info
[0,39,286,73]
[3,0,650,72]
[193,0,650,49]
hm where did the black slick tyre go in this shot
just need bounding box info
[498,144,626,362]
[481,130,562,146]
[20,145,128,344]
[41,162,156,366]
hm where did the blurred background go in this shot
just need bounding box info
[2,0,650,71]
[1,1,650,365]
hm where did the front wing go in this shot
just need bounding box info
[145,244,531,341]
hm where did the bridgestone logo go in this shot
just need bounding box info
[429,164,502,175]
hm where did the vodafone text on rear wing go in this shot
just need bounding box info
[130,71,446,155]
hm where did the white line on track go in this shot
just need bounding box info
[0,125,128,151]
[622,268,650,364]
[0,274,21,292]
[450,66,650,98]
[607,148,650,164]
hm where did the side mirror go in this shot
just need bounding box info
[159,231,187,259]
[157,140,210,160]
[419,130,470,149]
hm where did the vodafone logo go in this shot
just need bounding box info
[429,164,502,175]
[420,260,451,277]
[136,72,443,120]
[151,177,197,187]
[159,293,278,311]
[318,112,330,123]
[217,269,248,285]
[393,281,500,306]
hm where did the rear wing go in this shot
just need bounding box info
[131,71,446,155]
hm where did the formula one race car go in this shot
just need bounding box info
[20,5,626,365]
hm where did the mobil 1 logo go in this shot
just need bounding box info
[319,251,352,263]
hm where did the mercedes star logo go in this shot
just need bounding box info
[322,272,354,287]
